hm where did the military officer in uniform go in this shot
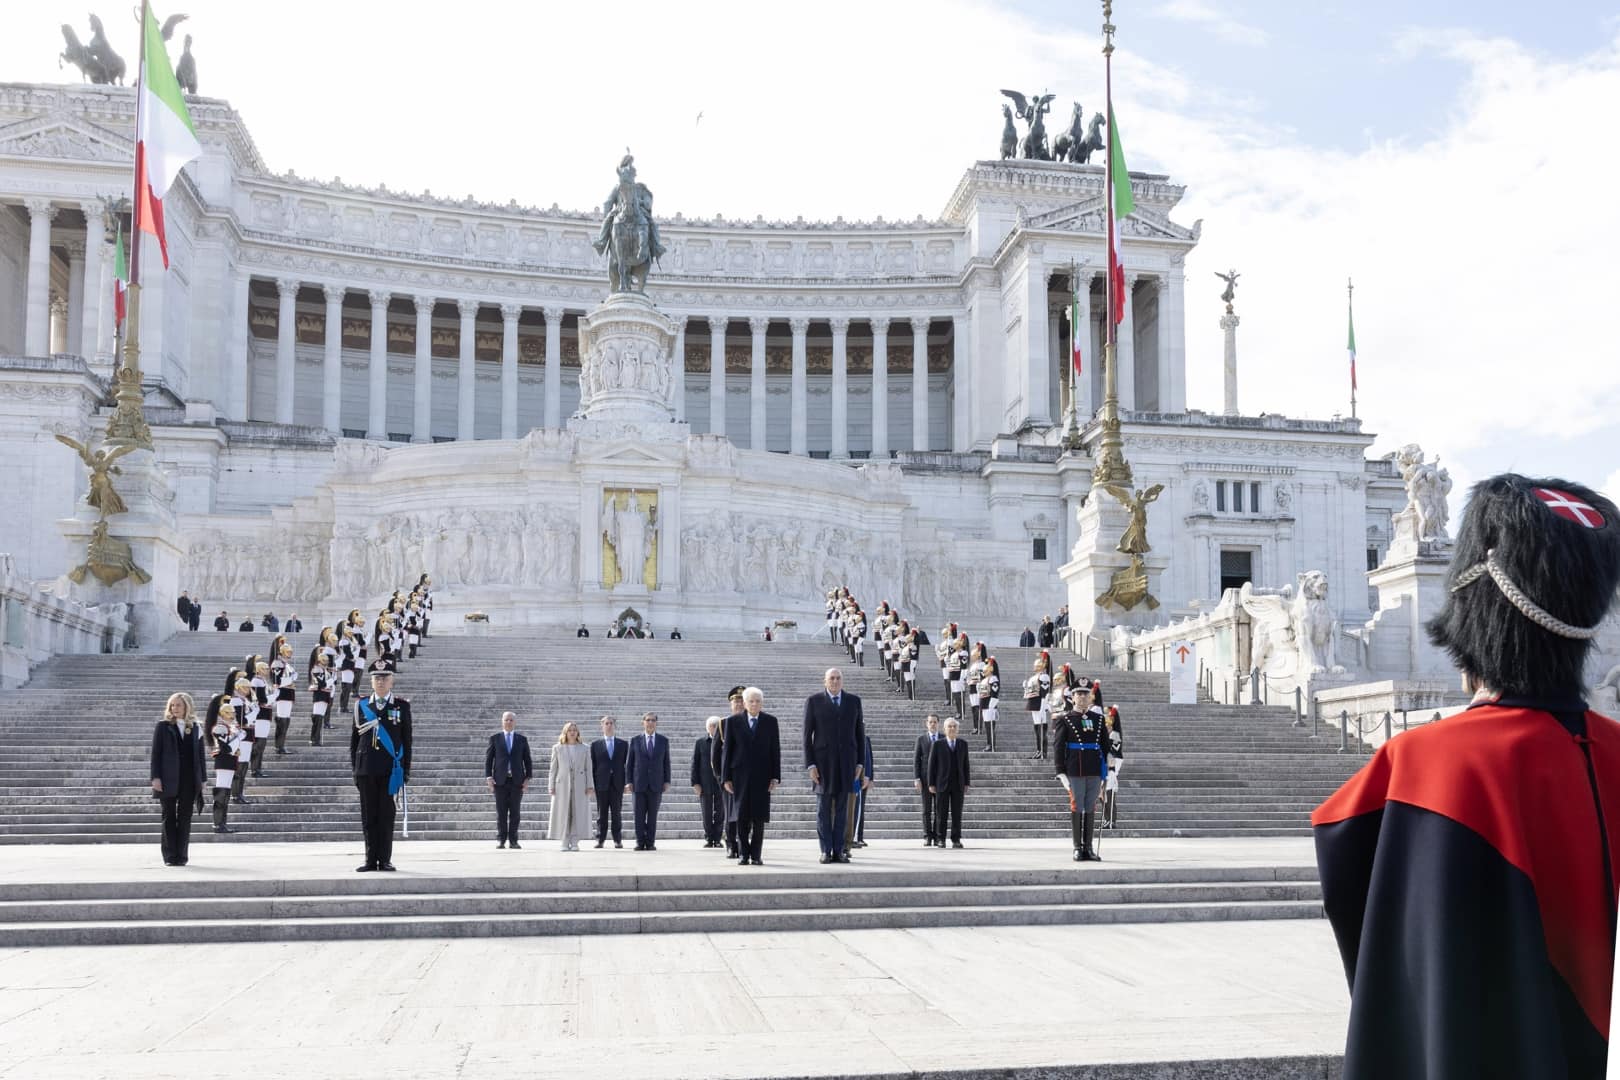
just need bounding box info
[350,661,412,872]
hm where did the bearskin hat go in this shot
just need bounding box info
[1426,474,1620,699]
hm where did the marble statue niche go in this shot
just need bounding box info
[603,489,657,589]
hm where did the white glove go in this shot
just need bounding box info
[1057,774,1071,792]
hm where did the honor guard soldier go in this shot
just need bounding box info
[351,661,412,872]
[1053,684,1106,861]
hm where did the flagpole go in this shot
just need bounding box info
[1347,277,1357,421]
[106,0,152,450]
[1091,0,1132,487]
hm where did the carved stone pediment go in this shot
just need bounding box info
[0,114,134,165]
[1032,198,1198,242]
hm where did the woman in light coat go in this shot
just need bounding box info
[548,721,593,851]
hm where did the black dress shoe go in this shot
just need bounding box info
[1084,848,1101,862]
[214,826,234,834]
[1074,850,1084,862]
[922,838,934,847]
[613,840,623,848]
[509,842,521,850]
[951,841,964,849]
[356,863,375,872]
[738,856,752,866]
[377,862,396,871]
[836,852,851,863]
[497,841,505,849]
[595,840,604,849]
[819,853,831,864]
[646,845,656,852]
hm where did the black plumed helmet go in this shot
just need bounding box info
[1426,474,1620,699]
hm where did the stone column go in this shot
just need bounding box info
[789,316,809,455]
[366,290,390,439]
[911,317,930,451]
[672,316,687,422]
[830,316,850,459]
[23,198,56,357]
[1116,274,1136,412]
[1048,299,1065,423]
[227,273,249,420]
[1162,262,1186,413]
[1222,309,1240,416]
[79,200,105,363]
[456,299,477,440]
[274,277,298,425]
[65,241,86,357]
[500,303,520,439]
[1073,275,1093,422]
[707,316,727,437]
[748,315,768,450]
[543,307,563,428]
[951,312,970,451]
[412,296,433,442]
[50,296,68,355]
[870,318,889,460]
[1026,260,1051,424]
[321,284,344,433]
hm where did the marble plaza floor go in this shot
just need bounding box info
[0,840,1349,1079]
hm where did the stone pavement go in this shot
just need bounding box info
[0,839,1349,1078]
[0,922,1347,1079]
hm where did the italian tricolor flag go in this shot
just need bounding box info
[1346,294,1358,391]
[1106,104,1135,326]
[1071,278,1083,374]
[132,2,200,274]
[113,222,128,325]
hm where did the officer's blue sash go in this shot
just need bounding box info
[359,698,405,795]
[1066,741,1107,782]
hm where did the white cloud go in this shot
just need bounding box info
[1153,0,1271,47]
[1602,469,1620,507]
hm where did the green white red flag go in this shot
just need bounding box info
[1071,278,1083,374]
[1105,104,1135,326]
[113,222,128,325]
[131,2,200,275]
[1347,292,1358,392]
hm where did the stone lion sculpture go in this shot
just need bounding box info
[1241,570,1344,679]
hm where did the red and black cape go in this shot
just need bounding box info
[1312,698,1619,1078]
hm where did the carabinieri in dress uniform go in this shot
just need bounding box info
[270,639,297,756]
[1053,683,1106,861]
[206,693,241,833]
[350,660,412,872]
[308,648,337,746]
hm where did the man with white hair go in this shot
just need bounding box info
[803,668,865,864]
[721,686,781,865]
[690,715,724,847]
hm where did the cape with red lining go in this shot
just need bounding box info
[1312,700,1619,1079]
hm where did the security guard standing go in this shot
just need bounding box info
[350,659,412,872]
[1052,685,1106,862]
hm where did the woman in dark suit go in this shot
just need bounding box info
[150,692,207,866]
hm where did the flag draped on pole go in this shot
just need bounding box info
[113,223,128,325]
[1346,292,1358,392]
[1071,278,1084,375]
[1105,103,1134,326]
[132,2,201,275]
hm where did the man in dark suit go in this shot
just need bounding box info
[1038,616,1056,648]
[690,716,724,847]
[285,614,303,634]
[927,717,971,848]
[188,596,201,631]
[589,715,627,848]
[577,624,590,638]
[1019,626,1036,647]
[214,610,230,631]
[803,668,865,864]
[625,712,670,850]
[913,713,942,846]
[484,710,533,849]
[722,686,780,865]
[713,686,746,857]
[350,668,412,872]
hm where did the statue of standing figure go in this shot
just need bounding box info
[604,492,656,587]
[593,152,666,294]
[1394,444,1453,543]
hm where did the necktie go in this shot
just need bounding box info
[505,733,512,754]
[832,695,841,708]
[608,740,614,759]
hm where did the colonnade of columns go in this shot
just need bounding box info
[693,313,938,458]
[246,281,953,457]
[1055,268,1185,418]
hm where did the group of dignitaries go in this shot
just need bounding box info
[148,577,431,868]
[484,672,867,866]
